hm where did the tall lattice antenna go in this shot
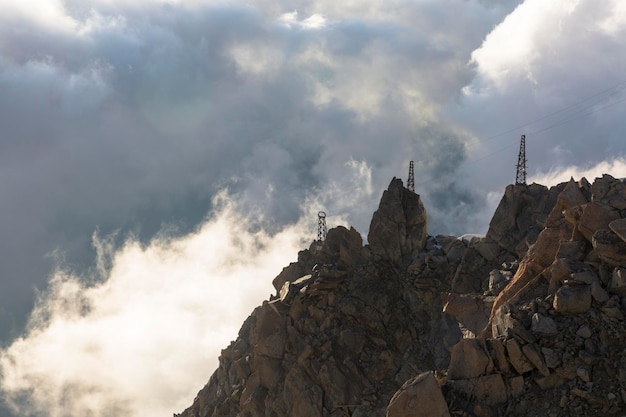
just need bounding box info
[515,134,527,186]
[407,161,415,192]
[317,211,327,242]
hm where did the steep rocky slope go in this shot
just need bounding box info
[178,174,626,417]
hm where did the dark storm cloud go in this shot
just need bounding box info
[0,0,522,339]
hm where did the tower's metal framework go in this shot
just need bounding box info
[515,134,527,186]
[317,211,327,242]
[407,161,415,192]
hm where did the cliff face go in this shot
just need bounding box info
[178,174,626,417]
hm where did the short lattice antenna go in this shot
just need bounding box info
[515,134,527,185]
[317,211,327,242]
[407,161,415,192]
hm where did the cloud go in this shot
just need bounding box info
[529,156,626,186]
[468,0,626,92]
[0,192,311,417]
[450,0,626,210]
[0,0,522,342]
[4,1,626,415]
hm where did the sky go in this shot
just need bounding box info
[1,0,626,416]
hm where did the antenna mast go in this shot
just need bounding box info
[515,134,527,186]
[407,161,415,192]
[317,211,327,242]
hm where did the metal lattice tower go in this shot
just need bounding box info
[317,211,327,242]
[407,161,415,192]
[515,134,527,186]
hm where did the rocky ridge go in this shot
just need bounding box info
[178,174,626,417]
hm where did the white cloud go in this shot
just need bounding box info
[529,156,626,186]
[278,11,327,29]
[596,1,626,35]
[0,0,78,33]
[0,193,310,417]
[468,0,626,92]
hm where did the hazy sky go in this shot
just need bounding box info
[1,0,626,416]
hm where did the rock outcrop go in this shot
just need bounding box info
[178,174,626,417]
[442,174,626,416]
[368,177,428,265]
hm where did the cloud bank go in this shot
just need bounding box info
[0,0,520,337]
[0,193,311,417]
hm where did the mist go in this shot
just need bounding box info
[0,193,313,417]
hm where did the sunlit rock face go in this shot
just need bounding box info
[178,174,626,417]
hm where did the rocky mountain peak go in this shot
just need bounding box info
[177,174,626,417]
[368,177,428,265]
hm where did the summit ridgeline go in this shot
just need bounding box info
[178,174,626,417]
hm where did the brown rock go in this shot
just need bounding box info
[590,174,626,210]
[386,372,450,417]
[576,324,592,338]
[610,218,626,244]
[541,347,562,369]
[284,368,324,417]
[473,238,502,261]
[505,338,534,374]
[591,279,609,303]
[254,355,282,389]
[320,226,363,270]
[602,305,624,320]
[442,293,491,336]
[491,309,535,342]
[446,374,508,406]
[593,229,626,267]
[530,313,558,336]
[547,258,574,293]
[556,240,588,261]
[578,202,620,243]
[570,270,597,285]
[451,247,489,293]
[534,373,566,390]
[368,178,428,264]
[576,366,591,383]
[318,361,354,406]
[609,267,626,295]
[447,339,493,380]
[553,285,591,314]
[438,235,466,263]
[487,338,511,374]
[273,262,307,292]
[488,269,512,295]
[522,343,550,376]
[488,224,571,334]
[252,304,286,359]
[488,183,563,258]
[239,372,264,413]
[507,375,525,398]
[545,178,588,228]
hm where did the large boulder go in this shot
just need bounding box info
[368,178,428,264]
[386,372,450,417]
[545,178,589,228]
[592,228,626,267]
[318,225,364,269]
[487,183,560,257]
[577,203,620,243]
[589,173,626,210]
[447,339,493,380]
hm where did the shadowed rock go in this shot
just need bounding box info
[368,177,428,265]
